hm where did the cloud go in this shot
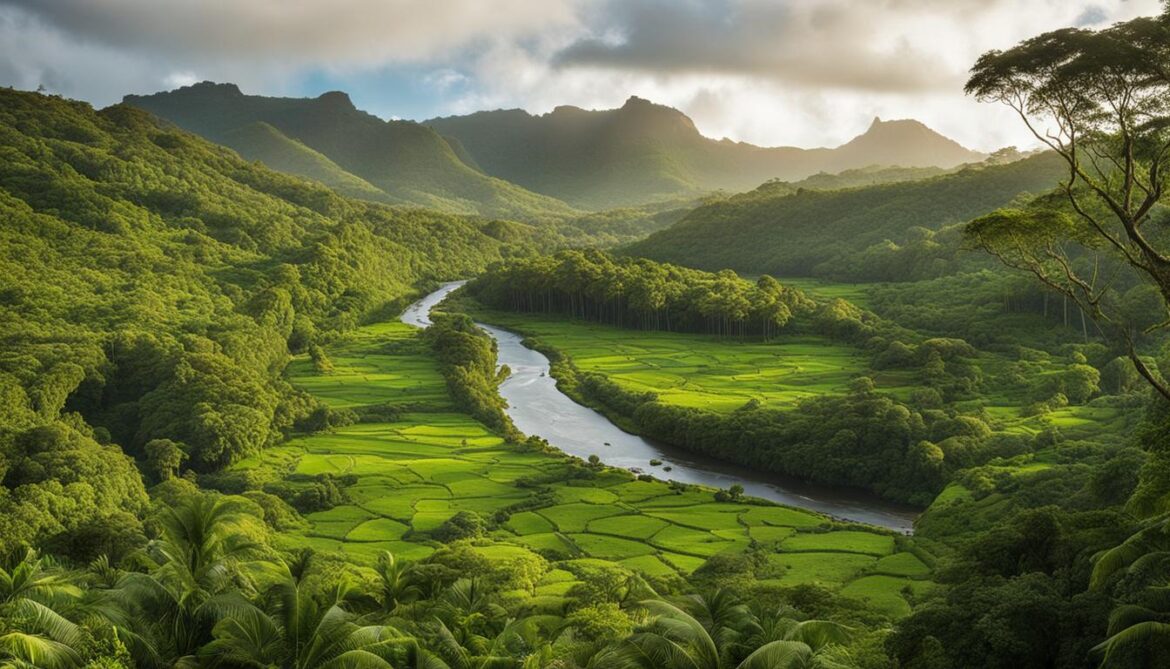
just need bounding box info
[3,0,581,65]
[0,0,1164,152]
[553,0,1162,93]
[555,0,954,92]
[1075,5,1109,25]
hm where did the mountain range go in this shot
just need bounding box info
[126,83,990,216]
[124,83,577,221]
[428,97,987,208]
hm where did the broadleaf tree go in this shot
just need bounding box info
[964,6,1170,398]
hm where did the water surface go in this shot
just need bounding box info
[403,281,918,533]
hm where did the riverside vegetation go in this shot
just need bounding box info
[0,84,924,668]
[2,6,1170,669]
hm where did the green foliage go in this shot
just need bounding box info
[125,82,579,221]
[143,439,186,483]
[625,153,1064,278]
[470,249,813,339]
[429,98,983,209]
[0,87,522,556]
[433,511,487,543]
[0,422,148,558]
[425,314,518,439]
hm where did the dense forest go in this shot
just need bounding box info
[624,152,1066,279]
[2,4,1170,668]
[469,250,814,338]
[0,86,537,555]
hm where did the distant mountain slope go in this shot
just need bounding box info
[624,152,1064,277]
[427,97,987,209]
[221,121,396,204]
[124,82,577,220]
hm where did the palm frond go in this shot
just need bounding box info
[314,649,396,669]
[12,599,84,649]
[0,632,82,669]
[736,640,813,669]
[783,621,853,651]
[1090,515,1170,590]
[1090,621,1170,666]
[1105,605,1166,636]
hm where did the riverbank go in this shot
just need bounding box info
[230,293,939,619]
[414,281,918,532]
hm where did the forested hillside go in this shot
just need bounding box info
[3,3,1169,666]
[0,88,531,554]
[428,97,986,209]
[124,82,578,220]
[626,152,1065,278]
[0,89,928,669]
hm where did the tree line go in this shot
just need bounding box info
[469,250,813,339]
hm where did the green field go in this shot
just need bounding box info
[234,318,932,617]
[284,321,453,410]
[455,308,919,411]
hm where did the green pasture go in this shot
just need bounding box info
[246,315,932,617]
[285,321,452,409]
[459,307,918,411]
[774,277,877,309]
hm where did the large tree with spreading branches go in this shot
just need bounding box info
[964,5,1170,399]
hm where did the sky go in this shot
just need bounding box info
[0,0,1163,152]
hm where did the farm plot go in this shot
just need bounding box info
[461,307,917,411]
[239,313,930,618]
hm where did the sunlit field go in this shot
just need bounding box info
[232,319,935,616]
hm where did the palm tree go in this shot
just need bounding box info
[202,569,423,669]
[372,551,422,614]
[0,549,85,669]
[430,616,555,669]
[1088,513,1170,666]
[736,617,855,669]
[685,590,756,663]
[434,579,507,640]
[618,598,855,669]
[111,494,264,667]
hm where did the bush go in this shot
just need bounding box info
[433,511,486,543]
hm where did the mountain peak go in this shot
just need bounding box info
[124,80,241,105]
[836,117,985,168]
[190,81,242,96]
[862,117,932,134]
[315,90,354,111]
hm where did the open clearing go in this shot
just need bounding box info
[236,318,931,617]
[457,307,919,411]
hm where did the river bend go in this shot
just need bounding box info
[402,281,918,533]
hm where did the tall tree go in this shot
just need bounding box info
[0,550,85,669]
[111,495,264,667]
[964,7,1170,398]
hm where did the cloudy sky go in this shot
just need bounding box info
[0,0,1162,151]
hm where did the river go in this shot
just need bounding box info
[402,280,918,533]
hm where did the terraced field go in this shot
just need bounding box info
[236,318,933,617]
[452,308,919,411]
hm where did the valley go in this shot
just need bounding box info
[2,6,1169,667]
[242,287,933,620]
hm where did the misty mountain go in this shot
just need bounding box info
[124,82,578,220]
[427,96,988,209]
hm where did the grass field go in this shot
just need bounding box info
[240,318,932,617]
[455,307,919,412]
